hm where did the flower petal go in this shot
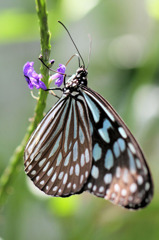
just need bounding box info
[49,64,66,87]
[57,64,66,74]
[55,75,64,87]
[23,61,47,90]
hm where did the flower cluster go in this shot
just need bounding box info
[23,62,47,90]
[23,61,66,90]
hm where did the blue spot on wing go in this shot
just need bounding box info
[73,141,78,161]
[113,141,120,158]
[49,133,62,158]
[118,138,126,152]
[104,149,114,170]
[79,126,85,144]
[64,152,71,166]
[128,149,136,173]
[98,119,112,143]
[93,143,102,161]
[73,101,77,139]
[56,152,62,166]
[83,92,100,123]
[89,120,93,136]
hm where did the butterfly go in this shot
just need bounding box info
[24,22,153,210]
[24,63,154,210]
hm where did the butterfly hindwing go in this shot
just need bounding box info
[81,86,153,209]
[24,94,92,196]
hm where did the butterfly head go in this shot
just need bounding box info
[76,66,88,86]
[64,66,88,94]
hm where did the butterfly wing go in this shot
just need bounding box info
[81,86,153,209]
[24,94,92,196]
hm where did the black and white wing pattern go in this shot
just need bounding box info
[24,64,153,210]
[24,94,92,196]
[81,86,153,209]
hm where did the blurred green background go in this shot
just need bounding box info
[1,0,159,239]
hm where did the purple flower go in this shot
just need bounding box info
[23,62,47,90]
[50,64,66,87]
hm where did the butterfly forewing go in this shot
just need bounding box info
[81,86,153,209]
[24,94,92,196]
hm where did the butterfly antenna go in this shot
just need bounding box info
[58,21,85,68]
[86,34,92,70]
[65,54,81,67]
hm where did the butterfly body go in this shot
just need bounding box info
[24,65,153,209]
[64,67,88,95]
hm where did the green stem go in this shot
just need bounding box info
[0,0,51,205]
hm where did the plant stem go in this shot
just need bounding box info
[0,0,51,205]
